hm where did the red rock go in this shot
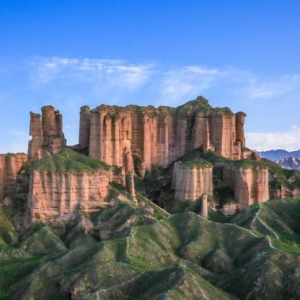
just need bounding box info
[28,106,66,160]
[0,153,28,199]
[222,164,269,208]
[81,97,247,173]
[172,160,213,201]
[28,168,124,221]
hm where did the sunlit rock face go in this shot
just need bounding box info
[172,160,213,201]
[28,105,66,160]
[28,168,125,222]
[79,96,247,173]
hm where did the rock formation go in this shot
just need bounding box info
[125,171,137,203]
[28,106,66,160]
[26,149,125,221]
[79,105,91,152]
[222,164,269,208]
[201,193,209,218]
[172,159,213,201]
[79,97,247,172]
[28,168,124,222]
[2,96,290,222]
[0,153,28,199]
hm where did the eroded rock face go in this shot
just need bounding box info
[222,164,269,208]
[0,153,28,199]
[80,97,247,172]
[172,160,213,201]
[28,106,66,160]
[28,169,124,221]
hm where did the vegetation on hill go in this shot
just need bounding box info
[176,96,213,115]
[25,149,111,174]
[2,195,300,299]
[3,137,300,298]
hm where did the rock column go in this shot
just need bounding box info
[79,106,91,151]
[201,193,208,218]
[126,171,137,203]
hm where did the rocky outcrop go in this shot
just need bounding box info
[201,193,209,218]
[0,153,28,199]
[125,171,137,202]
[222,164,269,208]
[19,98,272,220]
[28,168,124,221]
[27,149,125,221]
[172,160,213,201]
[28,106,66,160]
[79,97,247,172]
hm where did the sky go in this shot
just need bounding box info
[1,0,300,153]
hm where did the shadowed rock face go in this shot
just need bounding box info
[0,153,28,199]
[79,97,247,171]
[222,164,269,208]
[28,106,66,160]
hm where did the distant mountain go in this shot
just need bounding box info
[259,149,300,161]
[275,157,300,170]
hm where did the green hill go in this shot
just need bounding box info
[2,194,300,299]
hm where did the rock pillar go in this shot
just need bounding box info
[201,193,208,218]
[235,112,246,147]
[79,106,90,151]
[126,171,137,203]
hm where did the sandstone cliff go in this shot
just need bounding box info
[0,153,28,199]
[28,106,66,160]
[222,163,269,208]
[172,159,213,201]
[27,150,125,221]
[79,97,247,172]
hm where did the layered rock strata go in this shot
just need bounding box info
[172,160,213,201]
[0,153,28,199]
[222,164,269,208]
[26,149,125,221]
[79,97,247,172]
[28,168,124,221]
[28,106,66,160]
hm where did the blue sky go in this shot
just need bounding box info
[1,0,300,153]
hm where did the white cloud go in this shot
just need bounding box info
[161,66,229,102]
[28,57,154,90]
[241,74,300,99]
[246,127,300,151]
[2,56,300,153]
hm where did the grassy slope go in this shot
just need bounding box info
[27,149,110,173]
[1,197,300,299]
[2,147,300,299]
